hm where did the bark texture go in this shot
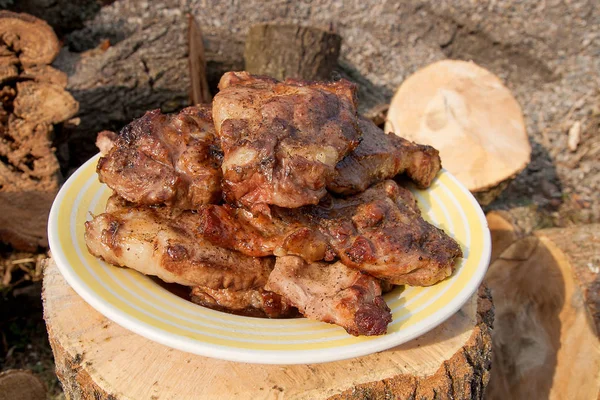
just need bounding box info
[244,23,341,81]
[53,18,243,168]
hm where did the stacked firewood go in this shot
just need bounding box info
[0,11,78,251]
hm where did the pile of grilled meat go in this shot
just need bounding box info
[85,72,462,336]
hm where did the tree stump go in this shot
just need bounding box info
[0,369,46,400]
[43,258,493,399]
[384,60,531,206]
[244,24,341,82]
[485,213,600,399]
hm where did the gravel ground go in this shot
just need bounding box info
[52,0,600,229]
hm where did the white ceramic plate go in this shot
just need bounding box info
[48,154,490,364]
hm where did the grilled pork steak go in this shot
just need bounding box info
[85,70,461,335]
[198,180,461,286]
[96,104,223,209]
[198,203,334,262]
[266,256,392,336]
[97,100,439,211]
[190,286,297,318]
[329,117,441,194]
[84,197,273,290]
[212,71,361,209]
[310,180,463,286]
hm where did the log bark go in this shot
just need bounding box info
[485,213,600,399]
[43,258,493,400]
[188,14,212,105]
[244,24,341,82]
[53,18,244,168]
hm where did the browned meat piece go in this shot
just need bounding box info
[96,130,118,155]
[198,204,334,262]
[311,180,463,286]
[329,117,441,194]
[190,286,298,318]
[96,104,223,209]
[212,71,361,209]
[197,180,461,286]
[84,202,274,290]
[265,256,392,336]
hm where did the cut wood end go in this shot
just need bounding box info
[43,257,492,399]
[486,210,521,263]
[0,369,46,400]
[0,11,60,66]
[485,223,600,399]
[385,59,531,194]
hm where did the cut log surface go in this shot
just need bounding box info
[384,60,531,205]
[0,369,47,400]
[485,213,600,400]
[43,258,493,400]
[244,24,342,82]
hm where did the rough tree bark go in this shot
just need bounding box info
[244,23,341,82]
[53,17,244,168]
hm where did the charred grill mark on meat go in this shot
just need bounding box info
[329,117,441,195]
[212,71,362,209]
[265,256,392,336]
[312,180,463,286]
[190,286,298,318]
[197,203,334,262]
[96,104,223,209]
[84,199,274,290]
[197,180,462,287]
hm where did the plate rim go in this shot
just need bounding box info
[48,154,491,364]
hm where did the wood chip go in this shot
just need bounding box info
[188,14,211,104]
[567,120,581,152]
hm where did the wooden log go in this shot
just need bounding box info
[243,26,388,126]
[53,18,244,168]
[188,14,212,105]
[0,11,60,66]
[385,60,532,206]
[244,23,341,82]
[0,369,46,400]
[0,12,78,251]
[43,258,493,399]
[485,214,600,399]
